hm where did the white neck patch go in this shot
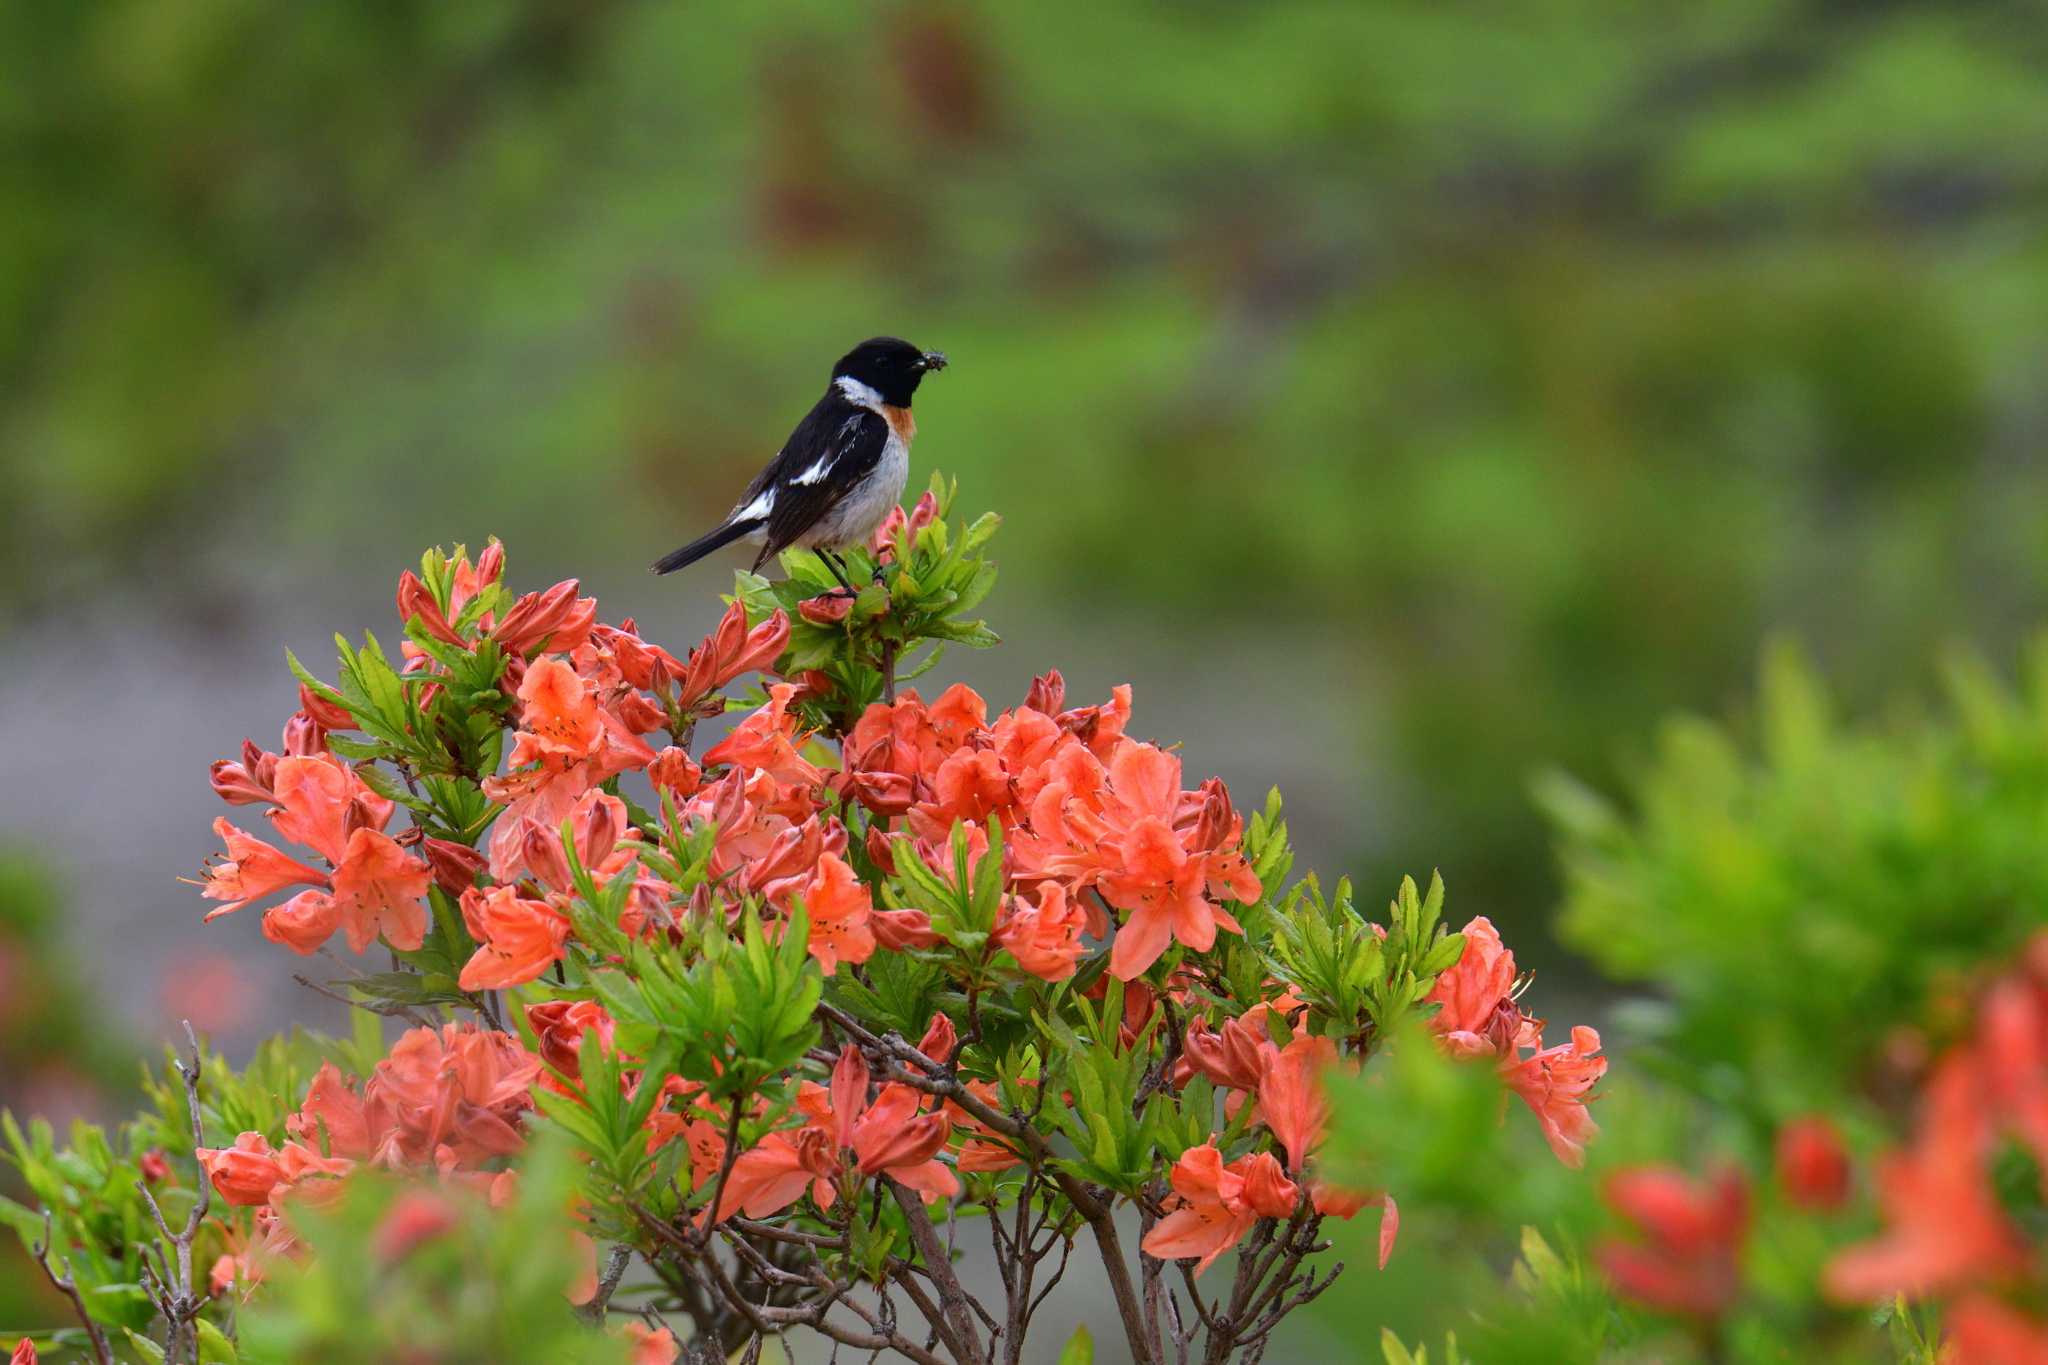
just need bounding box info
[835,375,885,410]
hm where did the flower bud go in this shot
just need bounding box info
[917,1012,958,1062]
[297,684,354,731]
[421,838,487,897]
[863,825,898,875]
[1022,669,1066,715]
[493,580,597,657]
[849,769,916,817]
[210,745,275,805]
[140,1148,171,1184]
[475,540,505,588]
[396,570,463,646]
[799,593,854,625]
[872,907,939,950]
[282,711,326,757]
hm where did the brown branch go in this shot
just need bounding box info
[580,1243,634,1322]
[891,1182,990,1365]
[31,1209,115,1365]
[135,1022,214,1364]
[695,1095,749,1245]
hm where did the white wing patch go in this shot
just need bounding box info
[735,488,776,521]
[792,456,833,485]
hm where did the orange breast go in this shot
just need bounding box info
[881,404,917,444]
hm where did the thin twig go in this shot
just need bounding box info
[32,1209,115,1365]
[134,1022,214,1364]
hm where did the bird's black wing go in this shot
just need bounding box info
[751,399,891,568]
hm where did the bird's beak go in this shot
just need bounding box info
[918,350,949,373]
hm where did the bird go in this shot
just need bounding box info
[652,337,949,593]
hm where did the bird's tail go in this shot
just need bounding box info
[651,517,760,575]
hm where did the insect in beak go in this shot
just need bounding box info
[918,351,949,373]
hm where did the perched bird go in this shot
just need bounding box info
[652,337,949,591]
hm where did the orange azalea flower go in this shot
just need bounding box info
[266,754,392,864]
[1946,1297,2048,1362]
[995,883,1088,980]
[796,852,876,973]
[713,1124,841,1222]
[647,745,702,799]
[1503,1026,1606,1169]
[196,1132,289,1207]
[1422,916,1537,1058]
[1028,740,1256,981]
[1597,1165,1750,1319]
[519,789,640,895]
[259,888,345,955]
[366,1025,541,1169]
[1181,1018,1267,1093]
[679,770,828,907]
[370,1188,461,1262]
[703,683,824,786]
[624,1323,681,1365]
[1826,1052,2027,1302]
[484,657,654,881]
[458,884,572,990]
[327,827,433,953]
[226,812,430,956]
[946,1079,1025,1174]
[199,818,327,920]
[288,1063,374,1159]
[715,1047,957,1223]
[1775,1116,1851,1211]
[1424,920,1604,1166]
[847,684,987,795]
[1141,1144,1298,1277]
[510,655,603,764]
[1256,1035,1335,1172]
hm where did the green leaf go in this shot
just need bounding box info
[197,1317,239,1363]
[1058,1324,1095,1365]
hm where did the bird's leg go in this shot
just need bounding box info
[816,549,858,598]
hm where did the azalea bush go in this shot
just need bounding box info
[1,478,1597,1364]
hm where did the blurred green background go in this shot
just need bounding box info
[4,0,2048,1348]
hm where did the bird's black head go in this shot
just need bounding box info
[832,336,948,407]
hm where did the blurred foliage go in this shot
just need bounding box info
[1544,638,2048,1114]
[236,1134,628,1364]
[0,853,133,1332]
[8,0,2048,948]
[1308,639,2048,1361]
